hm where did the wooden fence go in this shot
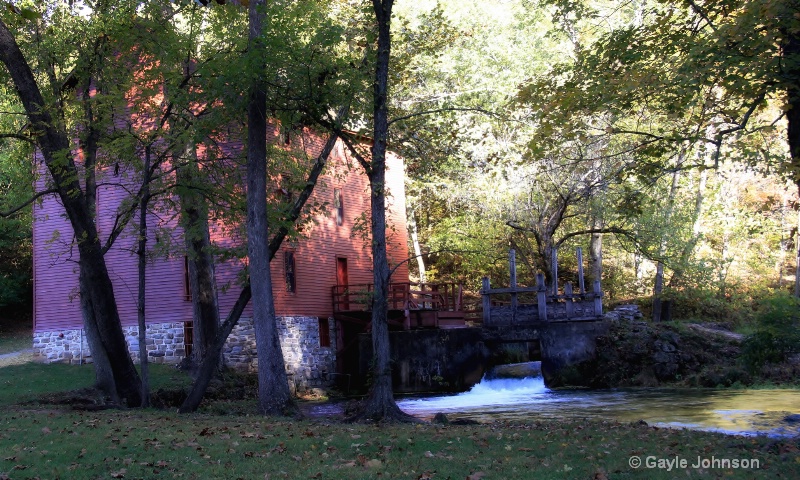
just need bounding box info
[481,248,603,326]
[332,282,463,314]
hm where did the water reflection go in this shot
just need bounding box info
[395,370,800,437]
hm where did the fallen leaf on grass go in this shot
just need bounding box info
[365,459,382,468]
[110,468,127,478]
[41,427,51,434]
[466,471,486,480]
[424,451,435,458]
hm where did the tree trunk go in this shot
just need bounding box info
[784,30,800,198]
[246,0,295,416]
[79,241,143,406]
[653,168,681,322]
[407,209,426,283]
[177,149,220,365]
[588,217,603,286]
[795,208,800,298]
[783,31,800,296]
[136,146,152,408]
[350,0,417,423]
[0,17,142,407]
[668,167,707,288]
[79,268,119,405]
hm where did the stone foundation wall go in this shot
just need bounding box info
[33,316,337,392]
[33,322,187,365]
[222,316,337,391]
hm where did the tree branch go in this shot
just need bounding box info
[555,226,631,247]
[0,188,57,217]
[388,106,500,126]
[0,132,34,143]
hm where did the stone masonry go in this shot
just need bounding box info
[222,316,337,392]
[33,316,337,392]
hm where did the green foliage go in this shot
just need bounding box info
[0,101,32,307]
[741,294,800,371]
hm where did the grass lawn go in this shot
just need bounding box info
[0,363,798,480]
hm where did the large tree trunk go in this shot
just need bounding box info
[79,240,143,406]
[177,149,220,365]
[351,0,417,423]
[246,0,295,416]
[79,268,119,404]
[783,31,800,296]
[784,31,800,198]
[0,19,142,406]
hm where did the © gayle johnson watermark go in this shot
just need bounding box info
[629,455,761,471]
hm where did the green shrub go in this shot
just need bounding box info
[740,294,800,372]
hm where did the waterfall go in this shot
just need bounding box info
[398,362,549,415]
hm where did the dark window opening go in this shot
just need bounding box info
[318,318,331,347]
[184,321,194,358]
[284,250,296,293]
[183,256,192,301]
[334,188,344,226]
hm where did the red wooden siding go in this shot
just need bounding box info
[33,128,410,332]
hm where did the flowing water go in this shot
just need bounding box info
[392,363,800,438]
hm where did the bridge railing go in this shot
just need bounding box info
[332,282,463,314]
[480,248,603,326]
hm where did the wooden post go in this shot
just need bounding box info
[565,282,574,319]
[576,247,585,294]
[536,273,547,322]
[403,283,411,330]
[482,276,491,325]
[593,279,603,317]
[551,247,558,296]
[509,249,518,324]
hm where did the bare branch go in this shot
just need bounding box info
[711,90,767,167]
[0,188,57,217]
[388,107,500,126]
[555,226,631,247]
[338,132,372,173]
[685,0,718,33]
[0,132,34,143]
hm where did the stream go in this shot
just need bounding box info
[396,368,800,437]
[308,363,800,437]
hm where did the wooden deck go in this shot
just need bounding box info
[332,282,466,330]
